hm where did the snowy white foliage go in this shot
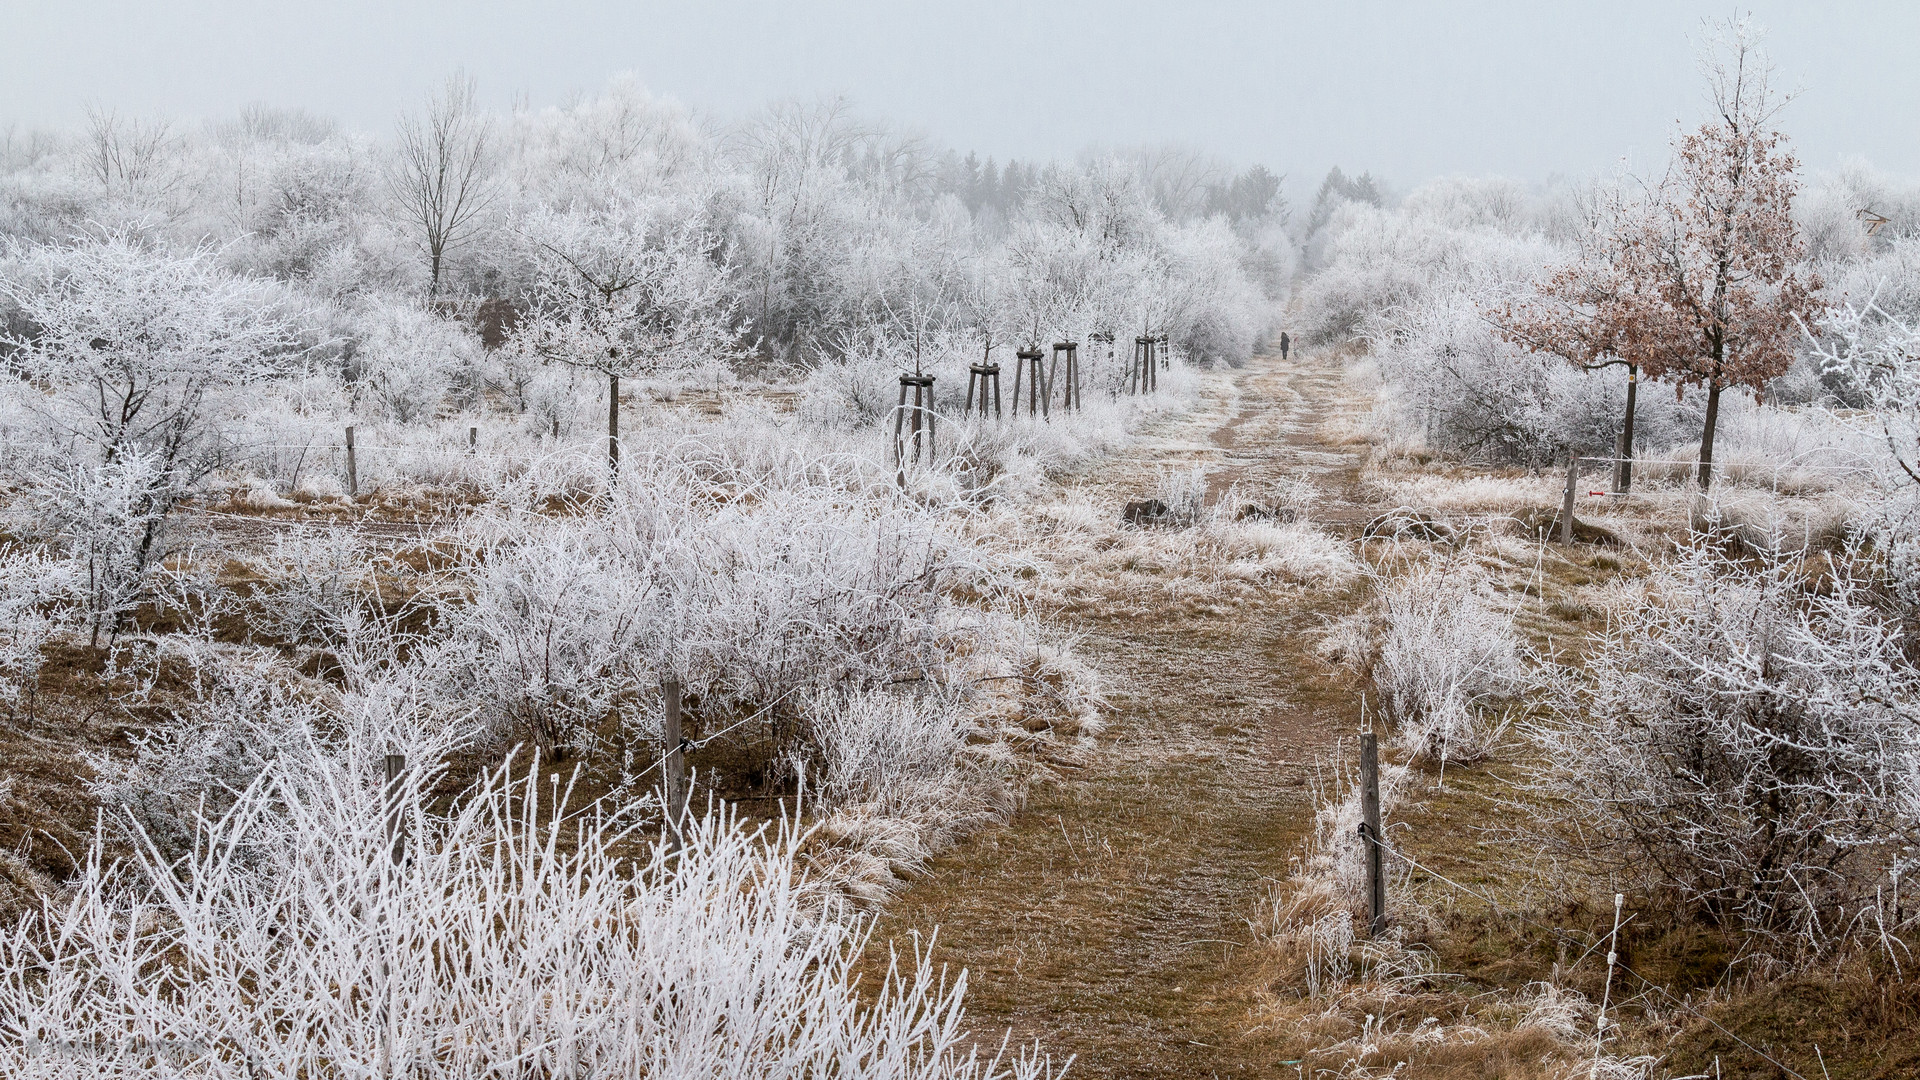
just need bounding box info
[5,753,1062,1080]
[0,235,300,639]
[1372,561,1525,767]
[1324,561,1525,768]
[0,547,70,711]
[1531,543,1920,943]
[448,464,988,764]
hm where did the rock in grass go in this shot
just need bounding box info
[1509,505,1621,546]
[1122,499,1171,526]
[1362,505,1458,544]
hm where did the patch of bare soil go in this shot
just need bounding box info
[865,350,1383,1078]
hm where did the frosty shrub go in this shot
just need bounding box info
[452,513,657,758]
[1531,543,1920,946]
[6,754,1061,1080]
[802,687,1017,892]
[451,467,974,761]
[0,547,70,713]
[1153,464,1209,526]
[246,526,375,649]
[17,452,179,645]
[809,688,976,814]
[1330,561,1525,767]
[1366,295,1643,465]
[89,622,486,862]
[344,299,483,423]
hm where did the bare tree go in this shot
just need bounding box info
[389,74,498,298]
[82,106,179,197]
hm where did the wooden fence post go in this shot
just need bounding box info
[608,374,621,473]
[1561,447,1578,546]
[345,425,358,498]
[661,677,686,850]
[1360,732,1386,936]
[383,753,406,866]
[468,425,477,455]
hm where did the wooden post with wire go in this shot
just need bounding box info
[661,676,687,851]
[1359,732,1386,936]
[383,753,407,866]
[1561,447,1578,546]
[345,425,358,499]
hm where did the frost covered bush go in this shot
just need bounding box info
[6,753,1060,1080]
[1531,543,1920,945]
[1153,463,1209,525]
[1373,562,1525,767]
[88,615,486,861]
[344,298,483,423]
[1327,561,1525,767]
[18,453,181,645]
[809,688,976,814]
[0,547,70,712]
[1364,295,1673,465]
[452,470,971,757]
[446,451,1099,793]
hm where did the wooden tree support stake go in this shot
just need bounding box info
[1012,348,1048,417]
[1050,341,1081,413]
[345,425,358,498]
[966,361,1002,419]
[893,374,937,469]
[1132,336,1159,394]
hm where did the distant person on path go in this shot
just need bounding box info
[1280,331,1290,359]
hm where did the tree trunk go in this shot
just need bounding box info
[1698,377,1722,490]
[1616,365,1637,494]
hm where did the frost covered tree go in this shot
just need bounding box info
[0,235,298,642]
[510,199,740,465]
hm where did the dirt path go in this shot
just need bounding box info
[870,349,1381,1078]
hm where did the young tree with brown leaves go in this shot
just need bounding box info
[1498,186,1652,491]
[1624,21,1821,489]
[1504,21,1821,492]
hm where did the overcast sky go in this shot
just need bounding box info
[5,1,1916,197]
